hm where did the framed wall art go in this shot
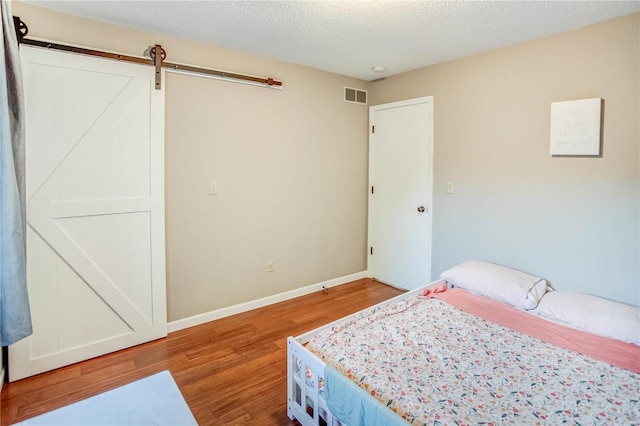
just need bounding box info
[550,98,602,156]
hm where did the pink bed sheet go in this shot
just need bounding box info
[434,289,640,373]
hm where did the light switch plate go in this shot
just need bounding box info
[209,180,218,195]
[446,182,454,194]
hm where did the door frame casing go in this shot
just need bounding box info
[367,96,434,285]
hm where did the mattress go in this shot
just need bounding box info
[306,288,640,425]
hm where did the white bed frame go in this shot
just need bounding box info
[286,280,443,426]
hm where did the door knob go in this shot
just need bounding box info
[417,206,426,213]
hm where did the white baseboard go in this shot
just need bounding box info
[168,271,369,333]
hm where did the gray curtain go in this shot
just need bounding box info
[0,0,32,346]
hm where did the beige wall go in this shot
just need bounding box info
[12,2,640,320]
[370,14,640,305]
[13,2,371,321]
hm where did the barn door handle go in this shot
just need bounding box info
[417,206,426,213]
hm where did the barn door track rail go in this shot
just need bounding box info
[13,16,283,90]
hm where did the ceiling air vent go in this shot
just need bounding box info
[344,87,367,105]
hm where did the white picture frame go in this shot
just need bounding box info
[550,98,602,156]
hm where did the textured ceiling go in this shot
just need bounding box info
[24,1,640,81]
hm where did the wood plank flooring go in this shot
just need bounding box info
[1,278,404,425]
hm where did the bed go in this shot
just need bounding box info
[286,261,640,426]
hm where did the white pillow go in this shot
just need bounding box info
[534,291,640,345]
[439,260,550,310]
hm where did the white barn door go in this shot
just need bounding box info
[9,47,166,381]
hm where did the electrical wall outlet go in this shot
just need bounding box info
[266,259,274,273]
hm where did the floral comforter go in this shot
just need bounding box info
[306,295,640,425]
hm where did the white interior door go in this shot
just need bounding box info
[368,97,433,290]
[9,47,166,381]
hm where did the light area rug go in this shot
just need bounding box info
[13,371,197,425]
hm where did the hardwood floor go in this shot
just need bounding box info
[1,279,404,425]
